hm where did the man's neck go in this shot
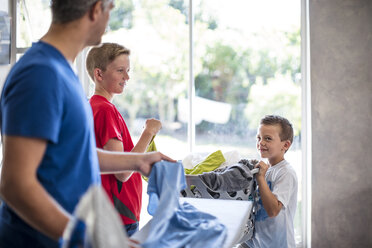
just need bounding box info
[40,22,87,63]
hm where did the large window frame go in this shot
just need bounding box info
[7,0,312,247]
[300,0,311,247]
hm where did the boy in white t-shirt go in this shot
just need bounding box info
[244,115,298,248]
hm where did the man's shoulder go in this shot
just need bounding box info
[9,44,69,83]
[22,42,64,64]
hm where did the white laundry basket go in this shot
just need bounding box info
[180,167,260,244]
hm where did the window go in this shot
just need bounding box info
[0,0,10,65]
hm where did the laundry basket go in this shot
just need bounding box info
[180,168,260,243]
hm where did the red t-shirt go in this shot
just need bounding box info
[89,95,142,225]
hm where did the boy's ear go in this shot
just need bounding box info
[94,68,103,81]
[283,140,291,152]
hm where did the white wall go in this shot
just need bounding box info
[0,64,10,91]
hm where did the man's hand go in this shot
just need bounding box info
[137,152,176,177]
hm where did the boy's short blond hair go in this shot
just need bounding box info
[86,42,130,82]
[260,115,294,143]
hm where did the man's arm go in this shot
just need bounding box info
[255,161,283,217]
[97,149,175,177]
[0,136,70,240]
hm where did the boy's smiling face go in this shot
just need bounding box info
[101,54,130,95]
[256,124,290,165]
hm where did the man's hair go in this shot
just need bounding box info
[51,0,113,24]
[260,115,294,143]
[86,42,131,82]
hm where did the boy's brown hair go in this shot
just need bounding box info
[260,115,294,143]
[86,42,130,82]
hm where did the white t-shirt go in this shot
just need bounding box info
[246,159,298,248]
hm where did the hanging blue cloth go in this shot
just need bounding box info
[143,160,227,248]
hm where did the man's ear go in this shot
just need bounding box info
[88,0,103,21]
[94,68,103,81]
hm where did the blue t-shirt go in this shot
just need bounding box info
[0,41,101,247]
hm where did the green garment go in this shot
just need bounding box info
[184,150,226,175]
[143,137,225,181]
[146,136,157,152]
[143,136,157,182]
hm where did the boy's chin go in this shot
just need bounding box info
[259,152,268,158]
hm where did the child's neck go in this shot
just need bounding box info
[94,90,114,102]
[268,157,285,166]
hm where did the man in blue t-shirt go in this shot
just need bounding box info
[0,1,174,247]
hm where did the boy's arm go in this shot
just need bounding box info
[256,161,283,217]
[0,136,71,240]
[103,138,133,182]
[131,118,161,153]
[103,119,161,182]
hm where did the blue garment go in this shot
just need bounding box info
[0,41,100,247]
[143,161,227,248]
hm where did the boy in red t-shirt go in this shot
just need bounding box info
[86,43,162,236]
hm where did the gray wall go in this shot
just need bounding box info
[310,0,372,247]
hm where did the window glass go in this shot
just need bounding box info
[101,1,302,244]
[17,0,50,48]
[0,0,10,65]
[99,0,189,159]
[192,0,302,243]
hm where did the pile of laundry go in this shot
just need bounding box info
[198,158,259,192]
[181,150,259,199]
[180,151,260,244]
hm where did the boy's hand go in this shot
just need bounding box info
[144,118,162,136]
[255,161,269,178]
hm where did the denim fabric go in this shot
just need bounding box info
[143,161,227,248]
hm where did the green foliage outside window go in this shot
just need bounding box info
[106,0,301,139]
